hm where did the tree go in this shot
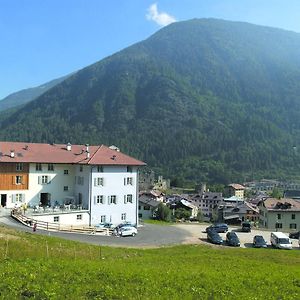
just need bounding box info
[175,208,191,220]
[270,187,283,199]
[154,203,172,222]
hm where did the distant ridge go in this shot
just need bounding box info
[0,74,71,112]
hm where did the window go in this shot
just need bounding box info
[124,194,133,204]
[144,205,150,211]
[77,176,84,185]
[16,163,23,171]
[121,213,126,221]
[64,170,69,175]
[95,195,104,204]
[292,214,295,220]
[77,214,82,220]
[13,194,24,203]
[108,195,117,204]
[124,177,133,185]
[79,166,83,172]
[36,163,42,171]
[15,176,23,185]
[277,214,281,220]
[138,213,142,218]
[64,186,69,191]
[94,177,104,186]
[39,175,49,184]
[97,166,103,172]
[276,223,282,229]
[54,216,59,222]
[127,166,132,173]
[138,205,141,210]
[290,223,297,229]
[48,164,54,171]
[101,215,106,223]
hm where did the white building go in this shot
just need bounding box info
[0,141,145,226]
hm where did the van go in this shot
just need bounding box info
[241,221,251,232]
[206,223,228,233]
[270,232,292,250]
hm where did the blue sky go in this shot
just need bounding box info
[1,0,300,99]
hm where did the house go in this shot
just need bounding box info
[0,141,145,226]
[218,201,259,224]
[191,192,223,220]
[138,190,164,219]
[225,183,245,199]
[259,198,300,231]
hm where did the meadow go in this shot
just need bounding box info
[0,225,299,299]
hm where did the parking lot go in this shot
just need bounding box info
[175,223,300,249]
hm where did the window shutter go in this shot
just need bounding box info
[22,194,25,202]
[11,194,16,203]
[38,176,41,184]
[115,196,117,205]
[12,176,15,185]
[94,178,97,186]
[124,195,127,204]
[107,196,111,205]
[131,177,134,185]
[94,196,97,205]
[124,178,126,186]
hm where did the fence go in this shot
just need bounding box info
[11,209,112,235]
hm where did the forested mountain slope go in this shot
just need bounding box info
[1,18,300,183]
[0,75,69,112]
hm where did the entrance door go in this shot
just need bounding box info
[1,194,7,207]
[40,193,51,206]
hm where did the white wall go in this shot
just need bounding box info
[32,211,89,225]
[90,166,138,226]
[74,165,90,209]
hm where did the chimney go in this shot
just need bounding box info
[10,150,15,158]
[66,143,72,151]
[85,144,89,153]
[86,151,90,159]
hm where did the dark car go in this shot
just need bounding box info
[207,228,223,245]
[241,221,251,232]
[226,231,240,247]
[206,223,229,233]
[289,231,300,239]
[253,235,267,248]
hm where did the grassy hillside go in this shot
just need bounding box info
[1,19,300,183]
[0,225,299,299]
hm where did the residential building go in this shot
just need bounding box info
[225,183,245,199]
[0,141,145,226]
[259,198,300,231]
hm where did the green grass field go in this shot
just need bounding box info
[0,225,299,299]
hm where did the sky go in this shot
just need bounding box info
[1,0,300,99]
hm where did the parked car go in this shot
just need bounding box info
[253,235,267,248]
[95,222,113,229]
[289,231,300,239]
[226,231,240,247]
[207,228,223,245]
[206,223,228,233]
[241,221,251,232]
[119,226,137,237]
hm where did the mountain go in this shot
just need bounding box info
[1,18,300,184]
[0,75,70,112]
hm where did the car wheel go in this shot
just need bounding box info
[132,232,136,237]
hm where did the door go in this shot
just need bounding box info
[40,193,51,206]
[1,194,7,207]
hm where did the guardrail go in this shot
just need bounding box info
[11,209,112,235]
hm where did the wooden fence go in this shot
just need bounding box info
[11,209,112,235]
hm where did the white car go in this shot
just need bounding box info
[119,226,137,237]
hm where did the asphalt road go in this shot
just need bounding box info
[1,213,299,249]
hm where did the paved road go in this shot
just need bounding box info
[0,214,191,247]
[1,211,299,249]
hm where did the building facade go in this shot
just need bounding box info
[0,141,145,226]
[259,198,300,231]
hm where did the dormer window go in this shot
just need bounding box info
[36,163,42,171]
[16,163,23,171]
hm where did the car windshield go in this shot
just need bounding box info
[278,238,290,244]
[256,236,264,242]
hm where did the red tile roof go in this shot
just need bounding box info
[228,183,245,190]
[263,198,300,211]
[0,142,146,166]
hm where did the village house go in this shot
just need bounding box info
[225,183,245,199]
[0,141,145,226]
[138,190,164,219]
[258,198,300,231]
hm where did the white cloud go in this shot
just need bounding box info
[146,3,176,27]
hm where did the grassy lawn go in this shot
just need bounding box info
[0,225,299,299]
